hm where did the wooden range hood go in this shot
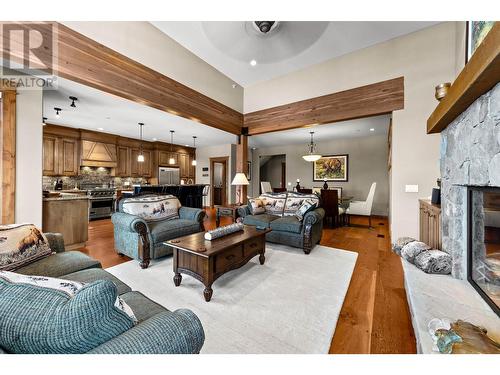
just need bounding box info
[79,130,118,168]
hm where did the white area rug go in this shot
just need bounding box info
[106,243,357,353]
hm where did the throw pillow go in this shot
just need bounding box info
[0,224,53,271]
[284,192,320,216]
[414,250,452,274]
[248,198,266,215]
[0,272,137,354]
[294,199,317,221]
[401,241,431,263]
[392,237,416,256]
[259,193,287,217]
[122,195,180,222]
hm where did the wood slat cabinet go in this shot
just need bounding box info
[419,199,442,250]
[116,146,130,177]
[130,148,152,178]
[158,151,178,166]
[43,135,79,176]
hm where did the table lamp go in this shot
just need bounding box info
[231,172,249,206]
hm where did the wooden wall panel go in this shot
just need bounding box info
[1,22,242,135]
[236,135,248,204]
[244,77,404,135]
[1,89,16,224]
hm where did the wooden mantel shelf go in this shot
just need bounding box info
[427,22,500,134]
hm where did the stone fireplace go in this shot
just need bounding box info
[440,82,500,307]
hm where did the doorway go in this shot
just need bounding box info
[259,154,286,193]
[210,156,229,207]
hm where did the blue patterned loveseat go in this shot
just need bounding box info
[112,195,205,269]
[237,192,325,254]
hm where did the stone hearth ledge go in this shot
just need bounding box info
[402,259,500,353]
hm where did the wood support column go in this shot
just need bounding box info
[0,89,16,224]
[236,134,248,204]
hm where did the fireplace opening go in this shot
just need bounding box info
[467,187,500,317]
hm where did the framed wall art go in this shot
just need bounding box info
[313,154,348,182]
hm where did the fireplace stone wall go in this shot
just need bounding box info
[440,82,500,279]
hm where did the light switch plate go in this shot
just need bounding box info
[405,184,419,193]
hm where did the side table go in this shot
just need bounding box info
[215,204,240,227]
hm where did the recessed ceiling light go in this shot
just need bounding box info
[370,128,375,132]
[232,83,237,89]
[250,59,257,66]
[152,138,157,141]
[185,144,190,147]
[97,127,104,131]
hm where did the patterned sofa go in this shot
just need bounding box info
[237,192,325,254]
[0,233,205,354]
[111,195,205,269]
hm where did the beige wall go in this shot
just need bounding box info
[15,88,43,227]
[245,22,465,239]
[62,22,244,113]
[252,134,390,216]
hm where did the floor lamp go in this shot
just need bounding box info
[231,172,249,206]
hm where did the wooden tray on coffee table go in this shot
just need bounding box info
[165,225,271,302]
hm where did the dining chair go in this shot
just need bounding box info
[320,189,345,227]
[346,182,377,227]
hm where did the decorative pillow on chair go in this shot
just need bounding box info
[248,198,266,215]
[0,224,52,271]
[0,271,137,354]
[122,195,181,222]
[294,199,318,221]
[259,193,287,216]
[284,192,320,216]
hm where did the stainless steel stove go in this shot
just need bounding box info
[81,184,116,220]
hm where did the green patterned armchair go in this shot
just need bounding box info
[112,196,205,269]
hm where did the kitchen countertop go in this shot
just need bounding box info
[43,192,90,201]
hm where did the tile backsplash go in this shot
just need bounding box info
[43,167,147,190]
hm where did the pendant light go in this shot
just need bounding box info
[169,130,175,165]
[54,107,62,118]
[191,136,197,166]
[302,131,322,162]
[137,123,145,162]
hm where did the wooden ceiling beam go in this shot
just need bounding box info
[244,77,404,135]
[1,22,243,135]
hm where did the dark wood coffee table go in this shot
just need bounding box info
[165,226,271,302]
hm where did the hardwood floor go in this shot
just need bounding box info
[80,209,416,354]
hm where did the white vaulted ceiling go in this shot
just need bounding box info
[152,21,439,87]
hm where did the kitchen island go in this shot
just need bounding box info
[131,184,206,208]
[42,193,90,250]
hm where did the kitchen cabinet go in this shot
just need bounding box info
[159,150,179,166]
[42,135,79,176]
[116,146,130,177]
[130,148,152,177]
[43,135,58,176]
[189,154,196,179]
[179,153,189,179]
